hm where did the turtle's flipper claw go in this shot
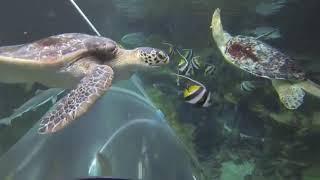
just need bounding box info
[38,65,114,134]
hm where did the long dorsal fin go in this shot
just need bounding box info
[170,73,206,89]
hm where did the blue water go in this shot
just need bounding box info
[0,0,320,180]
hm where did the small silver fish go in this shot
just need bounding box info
[120,32,147,47]
[255,0,287,16]
[248,26,281,40]
[0,88,65,125]
[204,64,216,77]
[191,56,201,70]
[177,57,189,74]
[240,81,267,93]
[240,81,257,92]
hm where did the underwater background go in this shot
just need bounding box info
[0,0,320,179]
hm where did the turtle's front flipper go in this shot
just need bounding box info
[211,8,225,49]
[211,9,233,49]
[38,65,114,134]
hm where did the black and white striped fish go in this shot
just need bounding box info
[163,42,200,76]
[177,49,201,76]
[183,85,212,107]
[162,42,182,59]
[177,50,217,78]
[204,64,216,77]
[173,73,213,107]
[240,80,268,93]
[163,42,216,79]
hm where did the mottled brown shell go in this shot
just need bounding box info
[0,33,117,67]
[225,35,306,80]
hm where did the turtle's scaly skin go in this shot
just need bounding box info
[225,36,306,80]
[0,33,169,134]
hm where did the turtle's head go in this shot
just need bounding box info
[110,47,169,80]
[135,47,170,67]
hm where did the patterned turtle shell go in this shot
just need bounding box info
[0,33,117,62]
[224,35,306,81]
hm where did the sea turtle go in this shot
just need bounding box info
[210,8,320,109]
[0,33,169,134]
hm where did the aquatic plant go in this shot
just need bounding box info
[220,161,254,180]
[302,162,320,180]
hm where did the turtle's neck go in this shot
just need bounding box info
[108,48,138,68]
[108,48,143,82]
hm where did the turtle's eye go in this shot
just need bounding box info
[157,52,165,59]
[155,50,169,64]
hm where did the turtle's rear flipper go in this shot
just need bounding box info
[272,80,305,110]
[38,65,114,134]
[297,79,320,98]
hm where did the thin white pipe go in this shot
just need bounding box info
[98,119,158,153]
[69,0,102,36]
